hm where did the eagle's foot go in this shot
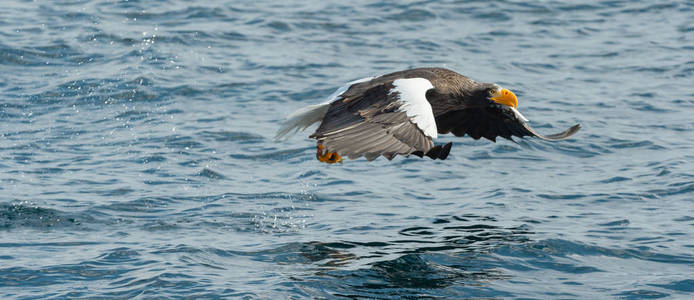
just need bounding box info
[316,144,343,164]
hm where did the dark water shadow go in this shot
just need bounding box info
[230,213,529,298]
[0,202,97,230]
[234,211,694,298]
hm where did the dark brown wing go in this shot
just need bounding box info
[435,105,580,142]
[310,84,435,161]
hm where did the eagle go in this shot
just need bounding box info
[276,67,580,164]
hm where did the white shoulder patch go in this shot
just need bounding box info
[390,78,438,139]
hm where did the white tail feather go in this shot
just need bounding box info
[274,102,331,140]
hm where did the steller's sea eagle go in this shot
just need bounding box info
[276,67,580,164]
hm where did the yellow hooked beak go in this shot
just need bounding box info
[490,88,518,108]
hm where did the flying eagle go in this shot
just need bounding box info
[276,67,580,164]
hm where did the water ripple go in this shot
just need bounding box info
[1,0,693,298]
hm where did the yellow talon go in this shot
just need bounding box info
[316,144,343,164]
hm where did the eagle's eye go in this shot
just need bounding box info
[487,89,496,96]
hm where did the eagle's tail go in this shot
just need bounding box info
[274,102,331,140]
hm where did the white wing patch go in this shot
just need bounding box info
[390,78,438,139]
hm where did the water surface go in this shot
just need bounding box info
[1,0,693,298]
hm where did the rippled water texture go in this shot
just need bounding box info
[2,0,694,298]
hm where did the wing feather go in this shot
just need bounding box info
[320,118,426,160]
[311,78,438,161]
[435,105,579,142]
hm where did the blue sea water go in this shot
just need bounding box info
[1,0,693,298]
